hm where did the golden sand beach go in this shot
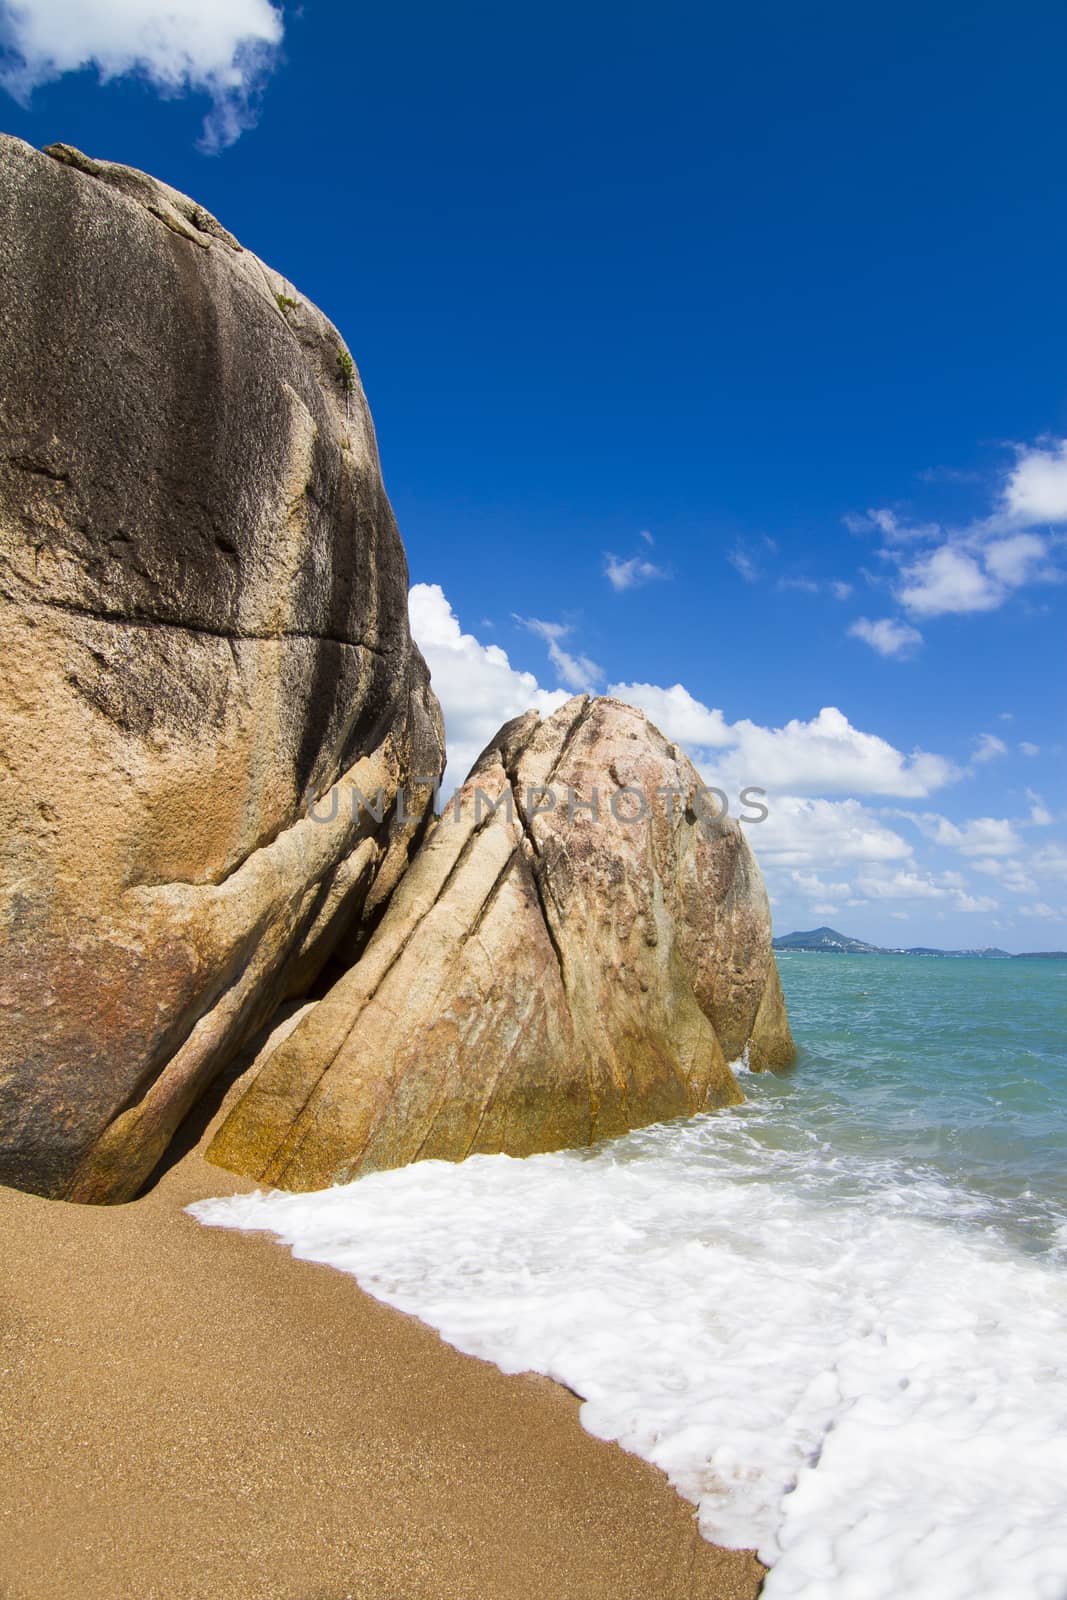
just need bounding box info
[0,1126,763,1600]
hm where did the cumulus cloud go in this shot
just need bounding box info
[409,584,568,793]
[893,530,1060,618]
[717,707,959,798]
[896,545,1005,617]
[848,616,923,658]
[1033,842,1067,879]
[606,682,733,749]
[782,859,1001,916]
[0,0,284,150]
[515,616,602,692]
[846,867,996,913]
[789,870,854,899]
[851,438,1067,625]
[604,553,667,592]
[983,532,1049,586]
[951,891,1000,915]
[897,811,1023,857]
[853,869,958,902]
[1000,437,1067,526]
[972,856,1038,896]
[606,692,957,798]
[1019,741,1040,757]
[751,797,913,868]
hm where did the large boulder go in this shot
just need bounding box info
[208,696,794,1190]
[0,137,444,1203]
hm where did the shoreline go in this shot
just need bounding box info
[0,1140,764,1600]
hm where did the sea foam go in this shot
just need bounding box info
[191,1100,1067,1600]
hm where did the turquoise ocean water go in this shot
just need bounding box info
[760,952,1067,1257]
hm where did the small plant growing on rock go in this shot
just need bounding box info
[276,292,299,314]
[336,348,356,416]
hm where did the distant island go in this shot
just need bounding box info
[773,926,1067,960]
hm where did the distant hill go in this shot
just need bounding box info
[772,926,1061,959]
[773,926,883,954]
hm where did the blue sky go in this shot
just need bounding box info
[2,0,1064,947]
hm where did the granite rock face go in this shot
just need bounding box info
[208,696,794,1190]
[0,137,444,1202]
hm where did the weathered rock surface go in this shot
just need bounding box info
[209,696,794,1190]
[0,137,444,1202]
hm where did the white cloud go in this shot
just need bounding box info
[896,545,1004,617]
[855,441,1066,624]
[515,616,602,693]
[748,796,913,868]
[830,580,854,600]
[771,851,1004,915]
[972,732,1008,764]
[1032,843,1067,879]
[604,553,667,592]
[1001,438,1067,526]
[409,585,568,793]
[1019,741,1040,757]
[606,682,733,749]
[715,706,958,798]
[0,0,283,149]
[853,869,954,902]
[983,532,1049,586]
[847,868,998,913]
[606,694,957,799]
[848,616,923,658]
[789,871,854,898]
[899,811,1023,857]
[972,857,1037,895]
[952,891,1000,915]
[1018,902,1065,922]
[1026,789,1053,826]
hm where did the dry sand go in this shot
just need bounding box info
[0,1128,764,1600]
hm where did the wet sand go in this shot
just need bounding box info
[0,1138,764,1600]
